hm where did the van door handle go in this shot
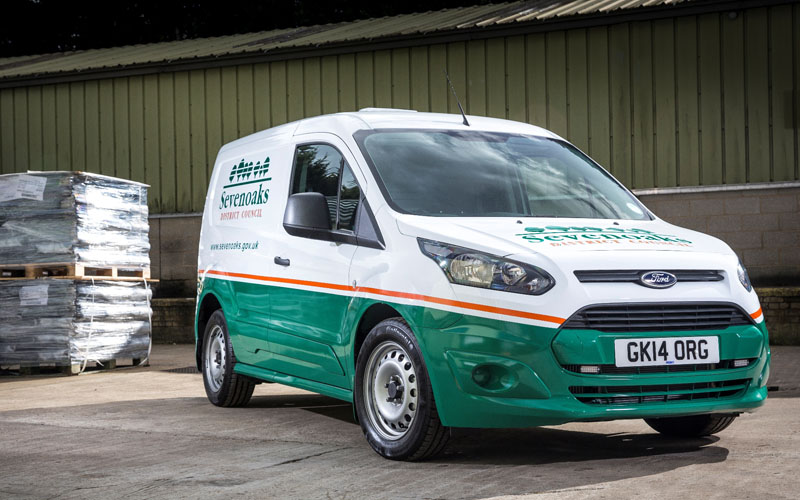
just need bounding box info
[274,256,290,267]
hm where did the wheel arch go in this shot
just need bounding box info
[196,292,223,370]
[353,302,406,365]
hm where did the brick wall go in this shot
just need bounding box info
[151,298,196,343]
[149,216,201,298]
[758,287,800,345]
[637,184,800,286]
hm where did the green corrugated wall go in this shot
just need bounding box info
[1,5,799,214]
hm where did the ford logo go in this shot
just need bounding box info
[639,271,677,289]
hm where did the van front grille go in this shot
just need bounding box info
[561,303,752,332]
[574,270,723,284]
[570,379,749,405]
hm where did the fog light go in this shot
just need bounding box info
[472,366,491,386]
[733,359,750,368]
[580,365,601,374]
[470,364,518,391]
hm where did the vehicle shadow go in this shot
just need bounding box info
[248,392,728,467]
[246,393,730,497]
[246,392,357,423]
[441,426,724,466]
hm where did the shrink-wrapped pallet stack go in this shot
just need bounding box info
[0,172,152,373]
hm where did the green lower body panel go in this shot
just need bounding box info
[197,278,770,429]
[234,362,353,402]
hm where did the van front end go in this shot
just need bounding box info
[414,309,769,429]
[389,218,770,430]
[396,234,770,430]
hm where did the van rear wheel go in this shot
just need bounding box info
[354,318,449,461]
[645,414,737,437]
[202,310,255,407]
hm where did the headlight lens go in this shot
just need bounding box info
[737,260,752,292]
[418,238,555,295]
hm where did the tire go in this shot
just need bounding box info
[354,318,449,461]
[644,414,737,437]
[202,310,255,407]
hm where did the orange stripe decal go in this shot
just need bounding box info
[750,307,763,319]
[205,269,352,292]
[355,286,565,324]
[201,269,565,325]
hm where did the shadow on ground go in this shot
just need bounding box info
[247,392,727,466]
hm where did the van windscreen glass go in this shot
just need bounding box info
[354,130,649,220]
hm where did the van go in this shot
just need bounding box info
[196,109,769,460]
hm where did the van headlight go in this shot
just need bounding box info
[737,260,752,292]
[418,238,555,295]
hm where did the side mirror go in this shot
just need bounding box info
[283,192,331,239]
[283,192,385,249]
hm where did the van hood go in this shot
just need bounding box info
[395,215,734,260]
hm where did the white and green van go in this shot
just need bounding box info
[196,109,769,460]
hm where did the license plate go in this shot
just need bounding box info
[614,336,719,367]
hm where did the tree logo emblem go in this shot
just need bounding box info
[229,157,270,182]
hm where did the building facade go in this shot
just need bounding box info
[0,0,798,299]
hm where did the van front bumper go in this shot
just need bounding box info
[417,314,770,428]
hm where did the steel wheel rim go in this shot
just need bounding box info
[363,340,419,441]
[204,325,226,392]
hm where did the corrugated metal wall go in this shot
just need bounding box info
[1,4,798,214]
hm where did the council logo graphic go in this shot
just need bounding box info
[227,157,270,185]
[218,156,273,220]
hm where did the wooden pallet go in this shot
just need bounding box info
[3,357,149,376]
[0,263,150,279]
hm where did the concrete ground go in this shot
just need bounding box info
[1,346,798,500]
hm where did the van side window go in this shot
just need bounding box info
[286,143,383,248]
[291,144,343,229]
[338,165,360,232]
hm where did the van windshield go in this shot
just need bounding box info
[354,129,649,220]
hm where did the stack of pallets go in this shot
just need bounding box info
[0,171,153,375]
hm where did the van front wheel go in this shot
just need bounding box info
[644,414,737,437]
[354,318,449,461]
[202,310,255,407]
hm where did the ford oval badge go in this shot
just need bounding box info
[639,271,677,289]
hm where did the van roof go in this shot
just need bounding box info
[219,109,559,153]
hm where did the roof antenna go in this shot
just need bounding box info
[443,69,470,126]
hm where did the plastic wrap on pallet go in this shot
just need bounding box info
[0,171,149,268]
[76,280,153,322]
[71,321,152,362]
[0,280,151,366]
